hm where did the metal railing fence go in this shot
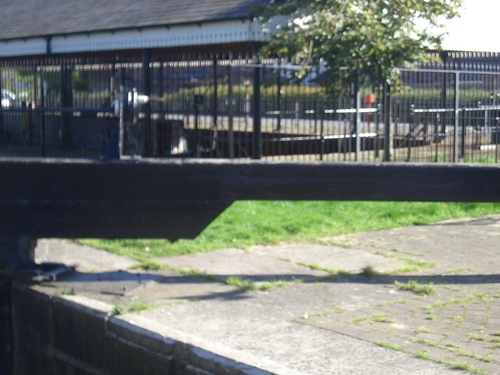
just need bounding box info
[1,54,499,163]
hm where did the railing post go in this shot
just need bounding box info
[383,81,392,162]
[454,71,460,163]
[496,117,499,164]
[407,123,413,162]
[252,61,261,160]
[194,95,201,158]
[142,49,152,157]
[320,105,325,161]
[440,52,448,135]
[354,69,361,161]
[60,56,73,149]
[39,68,46,157]
[0,68,3,143]
[0,238,37,375]
[228,62,234,159]
[277,63,282,132]
[119,85,125,158]
[295,101,300,128]
[213,55,218,129]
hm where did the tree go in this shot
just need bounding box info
[258,0,463,84]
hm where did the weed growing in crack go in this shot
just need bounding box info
[372,313,394,323]
[395,280,436,296]
[349,316,369,326]
[415,349,431,360]
[378,341,403,351]
[360,265,380,278]
[415,326,431,334]
[437,359,489,375]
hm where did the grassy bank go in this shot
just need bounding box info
[77,201,500,261]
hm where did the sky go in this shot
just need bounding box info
[441,0,500,52]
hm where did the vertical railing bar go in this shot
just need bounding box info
[228,62,234,159]
[355,69,361,161]
[252,62,261,160]
[454,71,460,163]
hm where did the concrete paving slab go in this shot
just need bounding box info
[332,214,500,275]
[155,248,329,282]
[33,215,500,375]
[35,238,138,272]
[41,269,163,295]
[141,283,459,375]
[249,244,403,273]
[127,269,243,303]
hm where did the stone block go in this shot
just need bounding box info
[51,295,111,369]
[175,342,273,375]
[107,315,176,356]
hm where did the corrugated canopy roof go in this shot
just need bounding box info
[0,0,268,40]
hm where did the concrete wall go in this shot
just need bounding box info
[11,282,267,375]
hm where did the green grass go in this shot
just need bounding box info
[56,286,74,296]
[432,291,490,309]
[388,257,437,274]
[349,316,369,326]
[225,276,300,291]
[378,341,404,351]
[297,261,349,277]
[130,261,167,271]
[372,313,394,323]
[111,302,158,315]
[395,280,436,296]
[77,201,500,260]
[360,265,379,278]
[225,276,257,291]
[127,302,155,313]
[415,349,431,360]
[437,359,490,375]
[415,326,431,334]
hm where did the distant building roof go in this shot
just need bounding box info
[0,0,273,57]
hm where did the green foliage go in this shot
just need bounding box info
[258,0,463,85]
[73,71,89,91]
[166,83,326,102]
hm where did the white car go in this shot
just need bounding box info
[1,89,16,108]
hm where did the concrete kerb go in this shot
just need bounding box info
[14,286,277,375]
